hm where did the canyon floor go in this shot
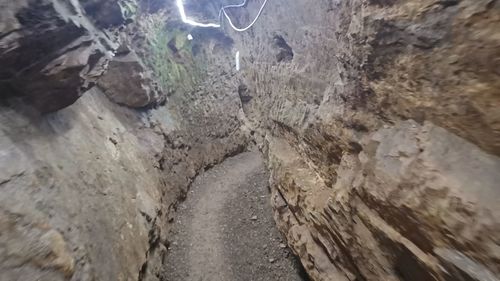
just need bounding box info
[163,151,308,281]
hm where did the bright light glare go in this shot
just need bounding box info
[235,51,240,71]
[222,0,268,32]
[176,0,221,28]
[176,0,268,32]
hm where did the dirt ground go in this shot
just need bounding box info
[163,151,308,281]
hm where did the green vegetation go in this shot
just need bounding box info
[144,17,205,94]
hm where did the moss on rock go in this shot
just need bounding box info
[140,14,205,95]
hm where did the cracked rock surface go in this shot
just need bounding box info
[0,0,125,112]
[1,0,500,281]
[213,0,500,280]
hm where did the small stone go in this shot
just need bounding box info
[279,243,287,248]
[268,258,275,263]
[251,215,258,220]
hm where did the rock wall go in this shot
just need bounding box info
[0,0,123,112]
[0,1,246,280]
[1,0,500,280]
[221,0,500,280]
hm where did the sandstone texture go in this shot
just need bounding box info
[0,81,245,281]
[0,0,124,112]
[1,0,499,280]
[0,1,245,280]
[219,0,500,280]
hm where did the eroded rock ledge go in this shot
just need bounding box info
[222,0,500,280]
[1,0,499,280]
[0,0,124,112]
[0,1,246,280]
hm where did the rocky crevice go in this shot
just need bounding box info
[218,0,500,280]
[0,1,247,280]
[1,0,500,281]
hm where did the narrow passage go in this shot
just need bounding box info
[163,151,307,281]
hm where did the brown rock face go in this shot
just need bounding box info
[1,0,499,280]
[0,2,246,280]
[216,0,500,280]
[0,0,124,113]
[97,49,163,108]
[0,74,245,281]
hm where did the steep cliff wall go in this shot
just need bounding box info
[1,0,499,280]
[222,0,500,280]
[0,1,246,280]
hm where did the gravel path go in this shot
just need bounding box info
[163,151,308,281]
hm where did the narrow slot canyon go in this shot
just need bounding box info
[163,151,307,281]
[1,1,500,281]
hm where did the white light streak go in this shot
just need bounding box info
[217,0,247,20]
[222,0,268,32]
[176,0,221,28]
[176,0,268,32]
[235,50,240,71]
